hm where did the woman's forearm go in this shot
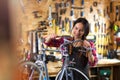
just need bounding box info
[88,51,95,63]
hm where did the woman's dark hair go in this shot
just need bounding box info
[73,18,90,40]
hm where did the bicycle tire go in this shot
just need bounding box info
[55,67,89,80]
[17,61,45,80]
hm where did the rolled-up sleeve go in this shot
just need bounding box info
[89,41,98,66]
[44,38,64,47]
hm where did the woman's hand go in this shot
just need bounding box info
[83,40,91,48]
[83,40,94,62]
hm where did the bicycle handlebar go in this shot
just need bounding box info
[38,37,94,57]
[60,38,93,51]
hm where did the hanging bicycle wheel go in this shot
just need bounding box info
[17,61,44,80]
[55,67,89,80]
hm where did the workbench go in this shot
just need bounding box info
[89,59,120,80]
[47,59,120,80]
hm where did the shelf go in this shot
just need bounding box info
[89,62,120,80]
[89,75,97,77]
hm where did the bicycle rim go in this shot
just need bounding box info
[17,61,44,80]
[55,67,89,80]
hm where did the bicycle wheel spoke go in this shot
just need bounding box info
[17,61,43,80]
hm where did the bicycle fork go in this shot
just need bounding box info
[58,67,74,80]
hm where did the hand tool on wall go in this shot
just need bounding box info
[52,19,56,34]
[115,6,119,21]
[69,20,73,33]
[70,8,74,16]
[106,6,110,19]
[55,3,59,12]
[32,11,42,18]
[52,12,58,26]
[90,6,93,13]
[103,9,106,17]
[80,10,84,17]
[119,5,120,21]
[59,0,67,15]
[71,6,84,9]
[94,23,97,33]
[65,17,69,31]
[62,20,65,33]
[71,0,74,7]
[38,21,48,27]
[48,5,53,27]
[60,9,66,15]
[65,18,70,33]
[110,2,112,13]
[81,0,84,6]
[55,3,59,25]
[93,15,96,21]
[93,1,98,7]
[36,0,41,3]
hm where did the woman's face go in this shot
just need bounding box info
[72,23,84,40]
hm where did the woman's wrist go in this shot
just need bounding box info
[45,36,51,43]
[88,51,94,62]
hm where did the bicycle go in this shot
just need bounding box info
[55,38,92,80]
[17,31,92,80]
[17,28,60,80]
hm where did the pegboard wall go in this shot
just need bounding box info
[10,0,120,58]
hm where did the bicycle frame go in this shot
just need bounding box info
[55,38,91,80]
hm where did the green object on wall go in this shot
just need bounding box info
[114,24,119,32]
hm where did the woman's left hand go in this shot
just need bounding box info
[83,40,94,62]
[83,40,91,48]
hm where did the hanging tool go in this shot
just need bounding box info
[69,20,73,32]
[48,5,53,27]
[119,5,120,21]
[115,6,119,21]
[52,19,56,34]
[80,10,84,17]
[60,0,67,15]
[32,11,42,18]
[71,0,74,7]
[110,2,112,13]
[55,3,59,25]
[90,6,93,13]
[81,0,84,6]
[70,8,74,16]
[52,12,58,26]
[62,20,65,33]
[71,6,84,9]
[93,1,98,7]
[93,15,96,21]
[65,18,70,32]
[36,0,41,3]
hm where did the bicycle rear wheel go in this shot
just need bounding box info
[55,67,89,80]
[17,61,44,80]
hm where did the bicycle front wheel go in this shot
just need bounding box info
[55,67,89,80]
[17,61,44,80]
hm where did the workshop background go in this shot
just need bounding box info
[0,0,120,80]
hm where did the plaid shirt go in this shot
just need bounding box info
[44,37,98,66]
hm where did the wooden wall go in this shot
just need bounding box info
[11,0,120,59]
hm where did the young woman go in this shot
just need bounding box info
[44,18,98,80]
